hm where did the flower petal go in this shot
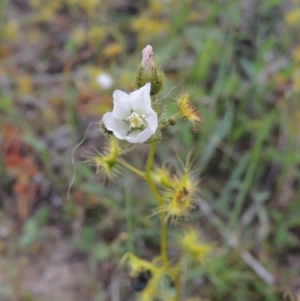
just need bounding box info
[103,112,129,139]
[129,83,151,114]
[142,105,157,118]
[145,113,158,134]
[124,128,153,143]
[112,90,131,120]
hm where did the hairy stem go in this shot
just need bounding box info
[118,158,146,179]
[145,143,168,263]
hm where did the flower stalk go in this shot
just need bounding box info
[118,158,146,179]
[145,143,168,263]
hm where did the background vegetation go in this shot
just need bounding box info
[0,0,299,300]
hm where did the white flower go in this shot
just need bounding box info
[95,72,114,89]
[102,83,158,143]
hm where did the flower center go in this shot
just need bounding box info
[126,112,146,132]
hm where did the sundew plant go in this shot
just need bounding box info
[91,45,209,301]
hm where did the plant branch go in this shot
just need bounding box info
[118,159,146,179]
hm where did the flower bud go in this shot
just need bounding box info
[135,45,165,96]
[168,117,176,125]
[141,45,154,68]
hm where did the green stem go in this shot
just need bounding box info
[145,143,162,206]
[145,143,168,263]
[124,186,134,253]
[118,159,146,179]
[118,145,168,263]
